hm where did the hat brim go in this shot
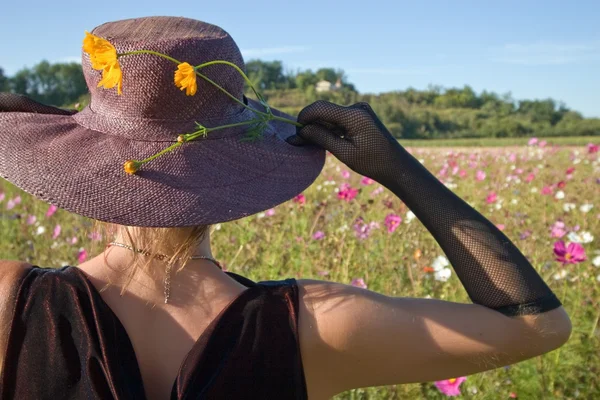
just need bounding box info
[0,97,324,227]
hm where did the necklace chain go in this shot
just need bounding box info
[106,242,222,304]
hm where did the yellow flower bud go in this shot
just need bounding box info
[123,160,139,175]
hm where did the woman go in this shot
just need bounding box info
[0,16,571,400]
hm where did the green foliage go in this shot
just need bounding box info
[0,68,8,92]
[4,61,87,107]
[2,59,599,139]
[2,145,599,399]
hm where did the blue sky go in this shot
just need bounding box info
[1,0,599,117]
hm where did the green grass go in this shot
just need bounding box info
[400,136,599,147]
[1,143,599,399]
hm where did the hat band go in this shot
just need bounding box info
[72,103,254,142]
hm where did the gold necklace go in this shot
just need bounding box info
[106,242,223,304]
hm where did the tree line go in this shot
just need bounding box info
[1,60,598,139]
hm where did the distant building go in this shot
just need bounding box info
[315,78,343,92]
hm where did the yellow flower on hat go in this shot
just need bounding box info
[83,31,123,95]
[174,62,197,96]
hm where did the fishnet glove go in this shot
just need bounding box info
[287,100,562,316]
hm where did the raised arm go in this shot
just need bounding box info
[287,101,571,398]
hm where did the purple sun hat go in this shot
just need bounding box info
[0,16,325,227]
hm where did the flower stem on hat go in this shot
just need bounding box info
[83,32,305,174]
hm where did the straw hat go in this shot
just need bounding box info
[0,16,325,227]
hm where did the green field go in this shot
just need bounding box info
[1,143,599,399]
[400,136,599,148]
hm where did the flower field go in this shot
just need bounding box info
[1,140,599,399]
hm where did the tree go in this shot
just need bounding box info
[8,61,87,106]
[0,68,8,92]
[245,60,288,91]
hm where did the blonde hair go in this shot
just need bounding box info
[91,220,211,295]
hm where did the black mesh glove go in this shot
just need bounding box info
[287,100,562,317]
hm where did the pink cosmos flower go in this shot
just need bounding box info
[0,193,4,202]
[475,170,486,181]
[458,169,467,178]
[360,176,375,185]
[77,248,88,264]
[434,377,467,397]
[13,196,21,205]
[384,213,402,233]
[341,170,351,179]
[496,224,505,231]
[293,193,306,205]
[69,237,78,245]
[26,215,37,225]
[52,224,61,239]
[550,221,567,238]
[539,140,547,147]
[351,278,367,289]
[566,167,575,175]
[528,137,539,146]
[553,241,586,265]
[486,191,497,204]
[88,231,103,241]
[557,181,566,189]
[370,186,384,197]
[588,143,599,154]
[6,199,16,210]
[312,231,325,240]
[45,204,58,218]
[525,173,535,183]
[519,230,532,240]
[338,183,358,202]
[353,218,379,240]
[509,153,517,162]
[541,186,553,195]
[265,208,276,217]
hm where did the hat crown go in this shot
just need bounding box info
[83,17,246,122]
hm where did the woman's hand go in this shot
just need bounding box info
[286,100,406,184]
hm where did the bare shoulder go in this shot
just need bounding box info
[295,278,384,399]
[0,260,32,368]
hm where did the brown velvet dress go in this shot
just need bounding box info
[0,266,308,399]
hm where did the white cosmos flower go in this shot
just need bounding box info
[530,187,538,193]
[511,198,519,205]
[214,224,222,230]
[405,210,416,223]
[36,226,46,235]
[256,212,266,219]
[554,190,565,200]
[432,255,450,271]
[445,182,457,189]
[597,274,600,283]
[434,267,452,282]
[553,269,568,280]
[567,231,594,244]
[580,203,594,213]
[336,224,349,233]
[592,255,600,268]
[563,203,576,212]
